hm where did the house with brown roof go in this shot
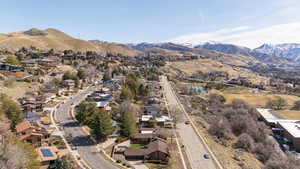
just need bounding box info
[16,121,51,147]
[145,138,169,162]
[124,138,170,163]
[16,121,36,135]
[20,95,45,113]
[37,146,68,168]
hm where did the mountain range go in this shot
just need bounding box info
[1,28,300,65]
[254,43,300,62]
[193,42,300,63]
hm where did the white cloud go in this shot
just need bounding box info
[170,22,300,48]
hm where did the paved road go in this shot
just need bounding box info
[160,76,217,169]
[55,87,117,169]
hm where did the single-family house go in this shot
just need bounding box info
[37,146,68,168]
[16,121,51,147]
[145,138,169,162]
[131,128,168,144]
[140,114,172,127]
[96,101,111,111]
[144,105,161,116]
[63,79,75,91]
[21,59,38,67]
[124,138,170,163]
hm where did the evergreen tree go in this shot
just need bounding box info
[62,71,75,80]
[138,84,149,97]
[120,87,133,100]
[75,102,97,125]
[103,70,111,82]
[53,158,69,169]
[121,111,136,137]
[90,109,114,141]
[77,69,86,80]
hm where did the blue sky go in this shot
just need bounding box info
[1,0,300,48]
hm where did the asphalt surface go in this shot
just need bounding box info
[55,87,117,169]
[161,76,217,169]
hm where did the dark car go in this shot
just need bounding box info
[185,121,190,125]
[203,154,210,159]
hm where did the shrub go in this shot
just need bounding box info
[116,160,121,163]
[231,115,249,136]
[292,100,300,110]
[265,97,287,110]
[208,118,232,140]
[208,93,226,105]
[234,133,255,152]
[254,143,273,163]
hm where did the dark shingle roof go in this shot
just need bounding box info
[146,138,169,155]
[124,149,146,157]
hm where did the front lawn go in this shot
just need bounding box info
[129,144,145,149]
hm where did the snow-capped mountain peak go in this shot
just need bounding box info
[254,43,300,61]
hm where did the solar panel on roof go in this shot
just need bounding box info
[41,149,54,157]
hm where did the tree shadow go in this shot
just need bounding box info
[63,121,80,127]
[71,135,96,147]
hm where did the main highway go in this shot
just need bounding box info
[160,76,220,169]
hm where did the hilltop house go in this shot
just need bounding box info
[16,121,51,147]
[62,79,75,91]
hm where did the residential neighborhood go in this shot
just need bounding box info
[2,2,300,169]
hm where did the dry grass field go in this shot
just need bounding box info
[277,110,300,120]
[209,87,300,107]
[0,81,40,100]
[167,59,269,85]
[210,87,300,120]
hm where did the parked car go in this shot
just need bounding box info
[71,146,77,150]
[203,154,210,159]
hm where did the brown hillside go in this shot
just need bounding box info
[167,59,269,84]
[0,28,140,56]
